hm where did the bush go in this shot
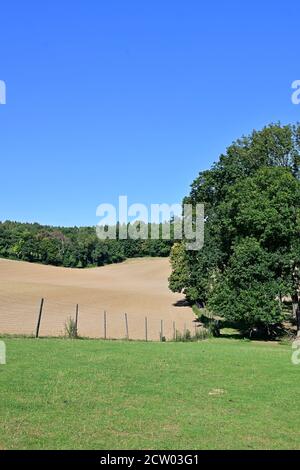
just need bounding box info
[64,316,78,339]
[174,327,211,342]
[207,320,220,337]
[208,239,284,336]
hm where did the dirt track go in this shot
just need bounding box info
[0,257,194,340]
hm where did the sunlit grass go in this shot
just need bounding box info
[0,337,298,449]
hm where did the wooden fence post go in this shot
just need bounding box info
[104,310,107,339]
[75,304,79,336]
[125,313,129,340]
[35,298,44,338]
[145,316,148,342]
[160,320,164,341]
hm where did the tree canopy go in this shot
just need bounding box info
[169,123,300,336]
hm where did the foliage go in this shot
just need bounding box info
[169,123,300,335]
[208,238,284,335]
[173,327,211,342]
[0,221,173,268]
[168,242,189,294]
[64,316,78,339]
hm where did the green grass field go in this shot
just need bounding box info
[0,337,299,450]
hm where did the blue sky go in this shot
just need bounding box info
[0,0,299,226]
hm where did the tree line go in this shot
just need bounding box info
[169,123,300,337]
[0,221,173,268]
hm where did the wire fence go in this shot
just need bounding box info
[0,295,200,341]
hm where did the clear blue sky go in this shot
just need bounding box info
[0,0,299,226]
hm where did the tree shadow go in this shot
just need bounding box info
[219,332,244,340]
[173,299,191,307]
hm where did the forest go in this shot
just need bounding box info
[0,221,172,268]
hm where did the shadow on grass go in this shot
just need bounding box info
[219,333,245,340]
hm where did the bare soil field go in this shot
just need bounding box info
[0,257,194,340]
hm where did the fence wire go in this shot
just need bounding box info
[0,296,200,341]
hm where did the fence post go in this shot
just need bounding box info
[160,320,164,341]
[125,313,129,340]
[75,304,79,336]
[35,298,44,338]
[104,310,107,339]
[145,316,148,342]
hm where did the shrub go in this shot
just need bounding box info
[64,316,78,339]
[207,319,220,337]
[174,327,211,342]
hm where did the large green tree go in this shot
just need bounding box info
[208,237,284,336]
[169,123,300,335]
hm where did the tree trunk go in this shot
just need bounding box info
[292,293,299,318]
[292,293,300,335]
[297,307,300,337]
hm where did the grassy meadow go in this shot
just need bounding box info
[0,337,299,450]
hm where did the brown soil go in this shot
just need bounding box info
[0,257,194,340]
